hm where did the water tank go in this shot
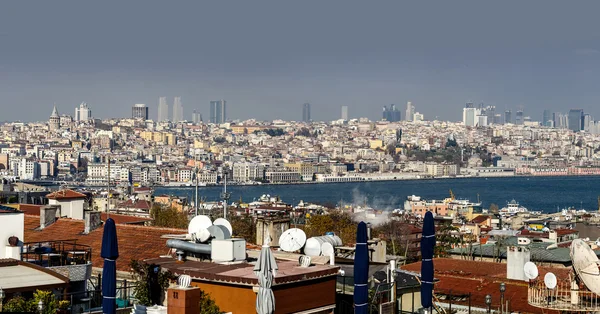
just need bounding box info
[211,239,247,262]
[304,235,343,256]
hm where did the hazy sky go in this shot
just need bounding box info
[2,1,600,122]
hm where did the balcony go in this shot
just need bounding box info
[21,240,92,267]
[528,280,600,312]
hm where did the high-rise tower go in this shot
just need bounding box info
[172,96,183,122]
[302,103,311,122]
[158,97,169,121]
[75,102,92,122]
[341,106,349,121]
[405,102,415,121]
[132,104,149,120]
[209,100,227,124]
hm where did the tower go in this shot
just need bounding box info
[210,100,227,124]
[172,96,183,122]
[158,97,169,121]
[302,103,311,122]
[132,104,149,120]
[405,102,415,121]
[75,102,92,122]
[341,106,348,121]
[49,105,61,130]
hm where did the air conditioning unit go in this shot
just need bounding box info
[211,239,246,262]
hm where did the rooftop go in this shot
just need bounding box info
[46,189,87,200]
[145,256,340,286]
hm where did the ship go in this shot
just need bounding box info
[499,199,541,217]
[404,193,482,219]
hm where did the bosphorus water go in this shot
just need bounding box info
[154,176,600,213]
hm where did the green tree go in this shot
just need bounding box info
[198,290,221,314]
[229,214,255,241]
[130,259,176,306]
[150,204,188,229]
[435,224,459,257]
[2,290,69,313]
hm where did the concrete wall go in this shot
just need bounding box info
[50,199,84,219]
[0,212,24,259]
[256,217,290,246]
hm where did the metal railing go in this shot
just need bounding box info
[528,280,600,312]
[21,240,92,267]
[62,282,136,314]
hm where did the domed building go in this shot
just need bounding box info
[49,105,60,130]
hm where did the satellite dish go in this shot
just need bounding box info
[188,215,212,243]
[208,225,231,240]
[213,218,233,236]
[571,239,600,295]
[544,272,557,289]
[523,262,539,280]
[278,228,307,252]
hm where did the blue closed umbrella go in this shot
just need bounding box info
[101,218,119,314]
[420,211,436,310]
[353,221,369,314]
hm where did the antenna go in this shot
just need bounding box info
[544,272,557,289]
[523,262,539,280]
[278,228,307,252]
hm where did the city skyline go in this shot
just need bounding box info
[3,1,600,122]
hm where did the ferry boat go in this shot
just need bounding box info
[499,199,541,217]
[404,194,482,219]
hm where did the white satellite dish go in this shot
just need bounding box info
[544,272,557,289]
[188,215,213,243]
[523,262,539,280]
[571,239,600,295]
[278,228,307,252]
[213,218,233,236]
[208,225,231,240]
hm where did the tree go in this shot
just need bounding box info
[304,211,357,244]
[489,203,499,214]
[150,204,188,229]
[2,290,69,313]
[130,259,176,306]
[435,224,459,257]
[295,127,313,137]
[229,214,255,241]
[213,136,227,144]
[198,290,221,314]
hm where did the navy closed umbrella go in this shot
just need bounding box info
[420,211,436,310]
[353,221,369,314]
[101,218,119,314]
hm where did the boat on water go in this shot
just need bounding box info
[499,199,541,217]
[404,194,482,219]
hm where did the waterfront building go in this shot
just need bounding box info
[132,104,149,120]
[158,96,169,121]
[210,100,227,124]
[74,102,92,122]
[302,103,311,122]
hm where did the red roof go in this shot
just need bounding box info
[46,189,87,200]
[100,213,153,225]
[24,215,183,272]
[402,258,567,314]
[470,215,490,224]
[554,228,578,236]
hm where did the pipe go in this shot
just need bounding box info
[166,239,211,255]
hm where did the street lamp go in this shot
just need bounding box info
[500,282,506,313]
[485,294,492,314]
[0,287,5,312]
[37,299,44,314]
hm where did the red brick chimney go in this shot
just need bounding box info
[167,286,201,314]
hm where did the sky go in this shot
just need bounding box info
[1,1,600,123]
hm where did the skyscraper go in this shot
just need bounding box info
[584,114,593,131]
[568,109,584,132]
[172,96,183,122]
[158,97,169,121]
[405,101,415,121]
[302,103,311,122]
[210,100,227,124]
[382,104,401,122]
[515,110,524,125]
[462,103,479,127]
[341,106,348,121]
[75,102,92,122]
[132,104,149,120]
[542,109,551,127]
[192,110,202,124]
[504,110,512,124]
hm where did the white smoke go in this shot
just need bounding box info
[344,186,400,226]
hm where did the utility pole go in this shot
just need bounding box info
[107,156,110,219]
[220,170,231,219]
[194,155,199,217]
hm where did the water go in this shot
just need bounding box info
[154,176,600,213]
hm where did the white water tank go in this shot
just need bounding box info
[304,235,343,256]
[211,239,246,262]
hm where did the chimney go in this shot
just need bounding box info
[40,205,59,230]
[167,286,201,314]
[84,211,102,234]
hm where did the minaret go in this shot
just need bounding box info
[49,104,61,130]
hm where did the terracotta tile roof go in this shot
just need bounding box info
[117,199,151,210]
[401,258,568,314]
[554,228,578,236]
[100,213,153,225]
[46,189,87,200]
[470,215,490,224]
[23,215,184,272]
